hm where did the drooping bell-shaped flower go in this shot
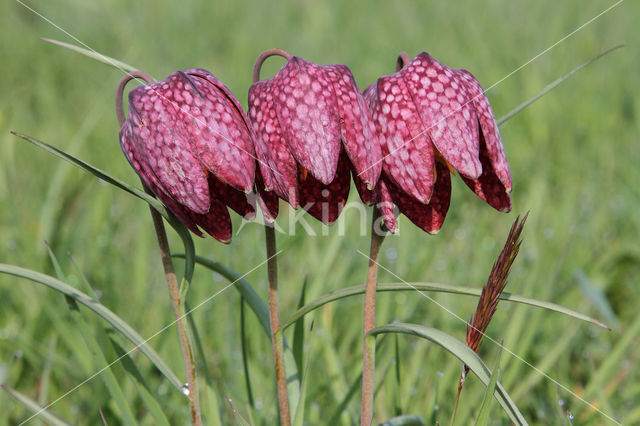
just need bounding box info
[118,69,257,242]
[363,52,512,233]
[248,51,382,224]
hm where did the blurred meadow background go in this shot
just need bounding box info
[0,0,638,424]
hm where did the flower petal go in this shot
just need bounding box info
[257,178,280,223]
[376,178,398,233]
[403,53,482,179]
[386,161,451,234]
[298,150,351,224]
[367,75,435,204]
[461,133,512,212]
[191,198,233,243]
[124,85,210,214]
[274,57,341,184]
[182,70,255,192]
[325,64,382,188]
[248,79,300,206]
[208,176,256,221]
[456,68,512,191]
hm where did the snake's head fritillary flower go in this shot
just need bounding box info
[363,52,512,234]
[248,50,382,224]
[117,69,257,243]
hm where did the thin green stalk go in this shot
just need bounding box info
[116,72,202,426]
[147,195,202,426]
[361,209,385,426]
[254,50,293,426]
[265,224,291,426]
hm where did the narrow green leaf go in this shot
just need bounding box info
[110,337,171,426]
[177,254,301,406]
[46,246,137,426]
[2,385,71,426]
[475,346,503,426]
[41,38,139,73]
[368,323,527,426]
[326,337,386,425]
[0,263,183,393]
[394,334,402,416]
[575,269,620,329]
[379,414,427,426]
[293,278,308,374]
[497,45,623,126]
[239,299,255,409]
[9,132,169,219]
[283,282,609,330]
[292,348,311,426]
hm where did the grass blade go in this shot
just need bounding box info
[2,385,71,426]
[379,415,427,426]
[46,247,137,426]
[41,38,139,73]
[282,282,609,330]
[474,346,503,426]
[368,323,527,426]
[293,278,307,374]
[177,254,301,406]
[9,132,168,219]
[497,45,624,126]
[239,298,255,409]
[110,337,171,426]
[12,131,195,281]
[0,263,183,393]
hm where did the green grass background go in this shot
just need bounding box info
[1,0,638,424]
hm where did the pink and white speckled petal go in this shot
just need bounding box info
[352,168,375,205]
[372,74,435,204]
[376,178,398,233]
[324,64,382,187]
[386,161,451,234]
[461,133,512,212]
[248,80,299,207]
[274,57,341,184]
[298,151,351,224]
[456,68,512,191]
[403,53,482,179]
[126,84,211,214]
[180,71,255,192]
[256,173,280,223]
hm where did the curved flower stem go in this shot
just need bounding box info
[253,55,291,426]
[252,48,292,83]
[116,75,202,426]
[395,52,410,72]
[264,224,291,426]
[361,208,386,426]
[115,71,154,124]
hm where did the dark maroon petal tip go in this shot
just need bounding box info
[298,151,351,224]
[385,161,451,234]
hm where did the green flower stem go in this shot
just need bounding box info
[116,72,202,426]
[265,224,291,426]
[361,208,386,426]
[254,54,291,426]
[146,188,203,426]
